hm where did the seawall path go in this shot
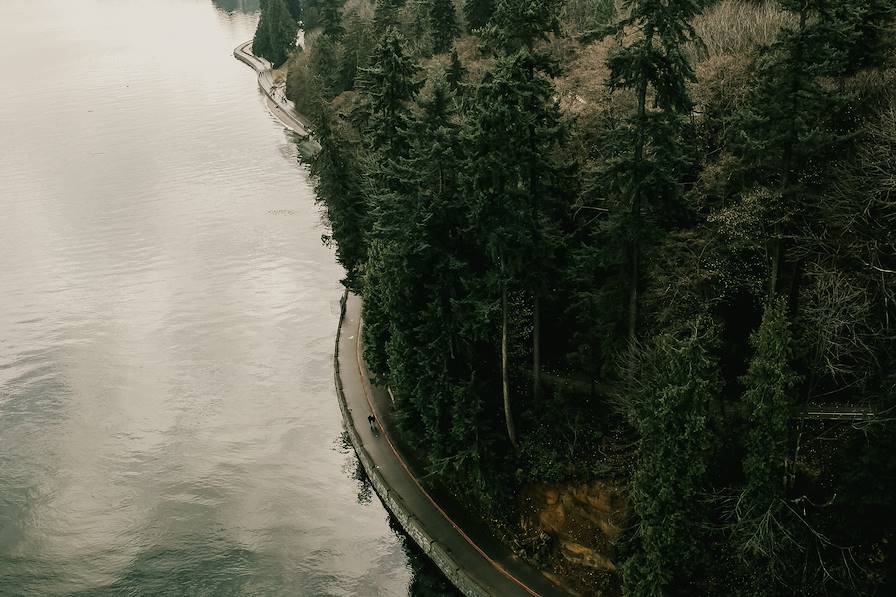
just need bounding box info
[335,292,570,597]
[233,40,312,136]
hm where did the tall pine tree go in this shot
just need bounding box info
[463,0,494,32]
[252,0,298,67]
[601,0,702,346]
[466,0,573,447]
[736,298,799,565]
[318,0,346,38]
[306,105,367,290]
[623,319,720,597]
[429,0,459,54]
[355,27,423,151]
[356,27,423,375]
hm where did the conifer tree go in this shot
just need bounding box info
[741,298,798,513]
[252,0,298,67]
[356,27,422,151]
[355,27,422,375]
[373,0,408,36]
[429,0,459,54]
[306,106,367,290]
[309,35,342,98]
[446,48,466,91]
[736,298,799,558]
[831,0,896,75]
[601,0,702,346]
[623,318,720,597]
[375,77,482,461]
[463,0,494,32]
[318,0,346,38]
[361,239,394,377]
[466,0,573,447]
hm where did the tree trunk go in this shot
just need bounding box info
[532,293,541,401]
[628,241,640,346]
[628,64,649,345]
[770,7,806,300]
[502,285,518,448]
[768,224,781,298]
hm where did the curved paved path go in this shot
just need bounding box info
[233,41,312,136]
[336,293,570,597]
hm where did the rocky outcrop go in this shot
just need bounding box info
[519,481,628,595]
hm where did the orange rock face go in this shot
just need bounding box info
[520,480,628,574]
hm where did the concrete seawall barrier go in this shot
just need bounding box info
[332,292,492,597]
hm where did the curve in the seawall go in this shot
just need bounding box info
[233,40,312,136]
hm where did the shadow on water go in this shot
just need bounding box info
[339,433,462,597]
[211,0,260,14]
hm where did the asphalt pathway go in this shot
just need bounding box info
[337,293,569,597]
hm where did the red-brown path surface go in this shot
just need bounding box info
[336,292,570,597]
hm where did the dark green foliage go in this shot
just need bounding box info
[822,0,896,74]
[286,0,303,21]
[482,0,561,53]
[465,50,571,293]
[740,298,798,511]
[306,106,368,289]
[309,35,342,97]
[429,0,459,54]
[359,71,494,483]
[622,319,720,597]
[462,0,494,32]
[736,298,799,562]
[446,48,466,90]
[295,2,896,593]
[361,239,393,376]
[464,0,575,446]
[337,11,378,91]
[373,0,402,35]
[355,27,423,150]
[252,0,299,67]
[318,0,346,38]
[381,78,486,459]
[598,0,703,345]
[355,27,422,377]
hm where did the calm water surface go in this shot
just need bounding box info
[0,1,449,594]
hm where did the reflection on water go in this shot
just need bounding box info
[341,436,460,597]
[212,0,261,13]
[0,0,438,594]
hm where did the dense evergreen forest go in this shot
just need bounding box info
[257,0,896,594]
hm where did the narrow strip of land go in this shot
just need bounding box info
[336,292,570,597]
[233,40,312,135]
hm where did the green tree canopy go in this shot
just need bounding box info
[429,0,459,54]
[252,0,298,67]
[623,319,720,597]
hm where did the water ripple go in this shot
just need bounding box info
[0,0,415,595]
